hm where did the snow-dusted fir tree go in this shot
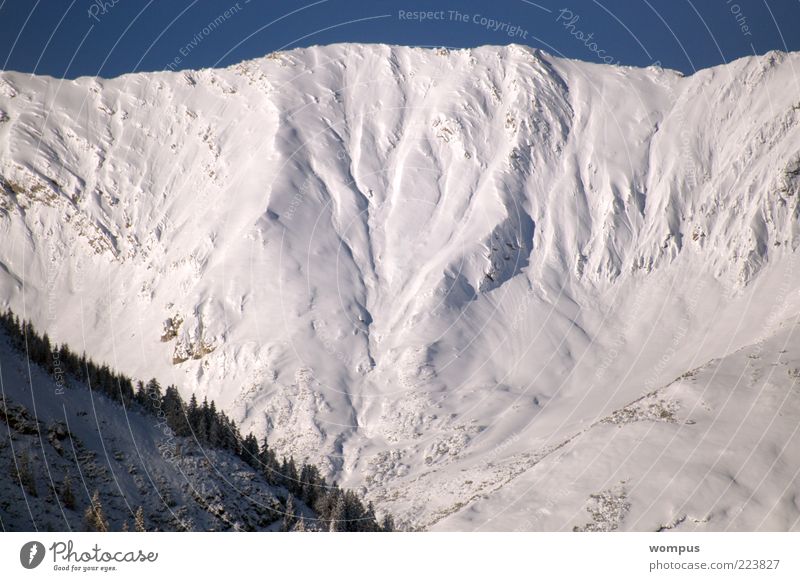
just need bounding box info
[292,516,307,532]
[84,490,109,532]
[134,506,146,532]
[281,494,296,532]
[329,495,346,532]
[60,475,75,510]
[14,451,37,497]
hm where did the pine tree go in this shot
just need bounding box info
[162,386,189,436]
[299,464,320,506]
[187,393,199,427]
[195,397,211,444]
[364,501,378,532]
[282,494,296,532]
[220,414,239,451]
[135,381,146,406]
[207,413,221,447]
[58,344,75,378]
[84,490,109,532]
[292,516,308,532]
[314,482,338,523]
[60,474,75,509]
[380,513,395,532]
[134,506,146,532]
[117,375,134,405]
[229,419,242,454]
[144,378,162,413]
[286,457,299,494]
[14,451,37,497]
[42,333,54,373]
[259,438,278,484]
[329,495,346,532]
[241,433,259,467]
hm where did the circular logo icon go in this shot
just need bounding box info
[20,541,46,569]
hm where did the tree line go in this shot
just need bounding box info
[0,309,394,532]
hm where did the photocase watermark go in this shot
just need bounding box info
[486,431,522,462]
[47,540,158,573]
[398,9,530,40]
[556,8,621,66]
[87,0,122,23]
[282,148,347,221]
[725,0,753,38]
[165,1,249,72]
[20,541,46,569]
[147,383,180,466]
[45,244,67,396]
[283,175,314,222]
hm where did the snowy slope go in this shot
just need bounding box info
[433,315,800,532]
[1,44,800,529]
[0,330,304,532]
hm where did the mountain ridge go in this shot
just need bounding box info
[1,43,800,528]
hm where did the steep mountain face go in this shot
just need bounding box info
[1,44,800,529]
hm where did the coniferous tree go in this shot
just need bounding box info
[343,490,361,532]
[313,482,336,524]
[282,493,296,532]
[285,457,299,494]
[292,516,307,532]
[14,451,37,497]
[162,386,189,436]
[240,433,259,467]
[278,457,290,489]
[134,506,146,532]
[117,375,134,405]
[380,513,395,532]
[41,333,54,373]
[230,419,242,454]
[363,501,378,532]
[220,413,238,451]
[84,490,109,532]
[58,344,74,377]
[299,464,320,506]
[195,397,211,444]
[208,412,221,447]
[135,381,147,406]
[144,378,162,413]
[329,494,346,532]
[259,438,278,485]
[60,474,76,510]
[186,393,200,434]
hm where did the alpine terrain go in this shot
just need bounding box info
[2,44,800,530]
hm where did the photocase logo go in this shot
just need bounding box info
[20,541,46,569]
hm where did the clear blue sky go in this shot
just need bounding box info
[1,0,798,78]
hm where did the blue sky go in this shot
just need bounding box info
[1,0,798,78]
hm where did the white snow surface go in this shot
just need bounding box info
[2,44,800,529]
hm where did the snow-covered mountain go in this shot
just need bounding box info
[1,44,800,530]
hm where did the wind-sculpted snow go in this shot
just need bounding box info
[1,44,800,529]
